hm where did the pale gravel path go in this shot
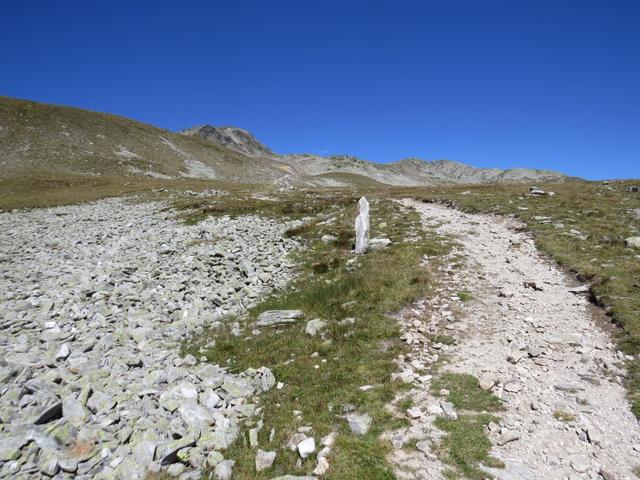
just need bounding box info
[397,200,640,480]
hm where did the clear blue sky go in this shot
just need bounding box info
[2,1,639,179]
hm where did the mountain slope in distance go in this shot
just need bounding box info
[181,125,274,158]
[0,95,575,187]
[0,96,289,183]
[182,125,573,186]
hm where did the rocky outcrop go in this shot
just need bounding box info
[181,125,274,158]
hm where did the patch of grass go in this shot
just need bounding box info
[483,456,505,469]
[431,334,456,346]
[432,373,504,413]
[553,410,576,422]
[434,414,498,479]
[426,372,504,478]
[0,174,254,211]
[182,195,448,478]
[174,191,359,223]
[397,397,414,412]
[457,291,474,302]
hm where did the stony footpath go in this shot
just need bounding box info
[387,200,640,479]
[0,198,299,479]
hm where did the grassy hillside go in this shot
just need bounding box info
[0,96,288,183]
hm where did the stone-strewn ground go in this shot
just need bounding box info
[0,198,299,479]
[388,200,640,479]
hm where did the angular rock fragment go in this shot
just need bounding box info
[346,413,372,435]
[256,310,304,327]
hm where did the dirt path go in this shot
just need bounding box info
[392,200,640,480]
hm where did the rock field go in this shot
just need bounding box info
[0,198,299,479]
[388,200,640,479]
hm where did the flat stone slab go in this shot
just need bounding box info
[256,310,304,327]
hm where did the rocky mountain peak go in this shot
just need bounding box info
[181,125,274,158]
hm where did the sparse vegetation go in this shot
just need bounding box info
[400,181,640,417]
[427,372,504,478]
[434,414,499,479]
[431,334,456,346]
[457,291,474,302]
[553,410,576,422]
[432,373,504,413]
[181,193,449,479]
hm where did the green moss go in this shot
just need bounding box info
[432,373,504,413]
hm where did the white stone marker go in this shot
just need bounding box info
[354,196,370,254]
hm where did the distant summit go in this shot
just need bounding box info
[181,125,274,158]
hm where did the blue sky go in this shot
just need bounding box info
[2,0,639,179]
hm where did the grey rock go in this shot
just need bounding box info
[178,403,215,428]
[87,391,116,414]
[599,468,618,480]
[221,376,254,398]
[320,234,337,244]
[478,376,495,390]
[625,237,640,248]
[0,198,303,480]
[346,413,372,435]
[568,285,590,294]
[62,393,88,426]
[440,400,458,420]
[568,454,591,473]
[133,440,157,467]
[55,343,71,360]
[255,366,276,391]
[368,237,391,250]
[214,459,235,480]
[0,437,30,462]
[199,389,221,409]
[167,463,186,477]
[255,449,277,472]
[39,452,60,476]
[206,451,224,468]
[496,431,520,446]
[305,319,327,336]
[547,333,582,346]
[257,310,304,327]
[297,437,316,459]
[504,380,524,393]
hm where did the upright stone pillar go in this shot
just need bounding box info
[354,197,370,254]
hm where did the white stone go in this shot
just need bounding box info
[255,449,276,472]
[354,197,370,254]
[314,456,330,475]
[297,437,316,459]
[346,413,372,435]
[305,319,327,336]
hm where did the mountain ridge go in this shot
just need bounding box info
[181,124,572,186]
[0,96,575,187]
